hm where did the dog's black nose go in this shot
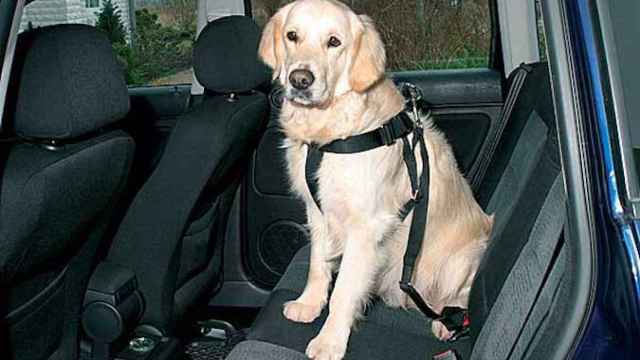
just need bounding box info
[289,69,315,90]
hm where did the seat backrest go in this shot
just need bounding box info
[467,62,563,341]
[0,25,134,360]
[106,16,270,333]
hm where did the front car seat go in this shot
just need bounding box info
[0,25,134,360]
[105,15,270,334]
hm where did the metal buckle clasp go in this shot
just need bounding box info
[379,125,396,146]
[399,82,425,128]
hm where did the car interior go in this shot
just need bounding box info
[0,1,591,360]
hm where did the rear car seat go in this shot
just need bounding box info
[226,62,566,359]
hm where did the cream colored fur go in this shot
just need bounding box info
[259,1,493,359]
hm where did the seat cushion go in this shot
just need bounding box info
[227,341,308,360]
[268,245,434,337]
[247,289,472,360]
[246,245,472,359]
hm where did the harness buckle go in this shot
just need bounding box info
[379,125,396,146]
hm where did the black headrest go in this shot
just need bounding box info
[11,24,129,140]
[193,16,270,93]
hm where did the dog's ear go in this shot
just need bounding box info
[349,15,386,92]
[259,3,294,81]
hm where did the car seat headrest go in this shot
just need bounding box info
[193,16,270,93]
[10,24,130,140]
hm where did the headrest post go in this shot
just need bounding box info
[226,93,238,103]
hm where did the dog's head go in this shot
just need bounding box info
[259,0,386,107]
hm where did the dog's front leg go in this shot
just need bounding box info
[284,206,334,323]
[306,225,379,360]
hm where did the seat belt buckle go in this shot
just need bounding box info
[439,307,470,342]
[432,349,460,360]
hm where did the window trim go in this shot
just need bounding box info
[497,0,540,75]
[488,0,503,73]
[0,0,25,131]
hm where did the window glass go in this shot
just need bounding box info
[252,0,492,70]
[20,0,197,87]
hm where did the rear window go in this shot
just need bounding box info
[251,0,492,71]
[20,0,197,87]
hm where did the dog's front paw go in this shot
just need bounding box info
[306,332,347,360]
[283,300,323,323]
[431,320,454,341]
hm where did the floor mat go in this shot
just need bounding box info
[185,330,246,360]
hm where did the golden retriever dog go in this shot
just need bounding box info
[259,1,493,359]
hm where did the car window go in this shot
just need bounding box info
[251,0,492,71]
[20,0,197,87]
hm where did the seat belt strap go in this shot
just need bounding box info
[470,63,533,190]
[470,174,566,360]
[398,126,438,318]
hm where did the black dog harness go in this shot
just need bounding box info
[304,84,469,340]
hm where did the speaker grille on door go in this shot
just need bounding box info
[259,221,309,276]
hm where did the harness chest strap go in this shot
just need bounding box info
[303,107,469,336]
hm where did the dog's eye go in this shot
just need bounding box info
[286,31,298,42]
[328,36,342,48]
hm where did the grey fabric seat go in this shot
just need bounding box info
[0,25,134,360]
[227,62,567,359]
[104,16,271,334]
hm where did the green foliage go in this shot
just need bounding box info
[107,8,196,86]
[95,0,126,45]
[411,47,488,71]
[128,9,194,85]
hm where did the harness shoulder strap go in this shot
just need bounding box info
[305,145,324,211]
[304,111,416,212]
